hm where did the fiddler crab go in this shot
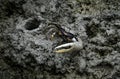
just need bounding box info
[48,22,83,53]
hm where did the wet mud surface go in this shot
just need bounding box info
[0,0,120,79]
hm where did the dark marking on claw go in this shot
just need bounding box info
[55,45,72,50]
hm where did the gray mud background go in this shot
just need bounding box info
[0,0,120,79]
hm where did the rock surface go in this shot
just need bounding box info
[0,0,120,79]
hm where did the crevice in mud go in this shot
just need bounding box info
[96,61,113,68]
[0,0,25,18]
[24,18,41,30]
[89,62,113,79]
[86,24,100,38]
[101,12,120,21]
[95,46,112,56]
[112,72,120,79]
[106,35,119,45]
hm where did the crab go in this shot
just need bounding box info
[48,22,83,53]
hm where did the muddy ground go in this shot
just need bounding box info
[0,0,120,79]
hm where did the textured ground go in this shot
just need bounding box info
[0,0,120,79]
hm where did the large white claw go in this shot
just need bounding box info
[54,38,83,53]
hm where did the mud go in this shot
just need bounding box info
[0,0,120,79]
